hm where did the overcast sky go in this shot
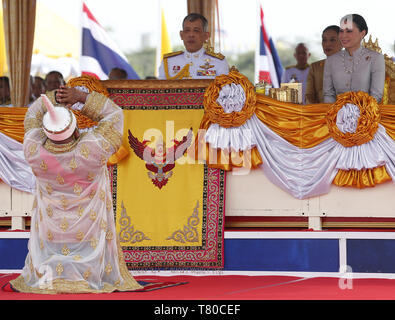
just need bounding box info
[40,0,395,59]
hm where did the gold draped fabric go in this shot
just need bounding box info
[254,95,329,148]
[326,91,380,147]
[67,75,110,97]
[0,107,26,143]
[204,71,256,127]
[254,94,395,148]
[199,70,395,189]
[333,166,391,188]
[197,70,263,169]
[378,103,395,140]
[2,0,36,107]
[1,73,395,190]
[256,94,395,188]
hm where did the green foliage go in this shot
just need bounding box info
[125,47,156,79]
[124,41,321,81]
[226,51,255,83]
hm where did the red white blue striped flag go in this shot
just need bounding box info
[80,3,139,79]
[255,4,283,87]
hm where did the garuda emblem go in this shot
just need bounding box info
[128,128,193,189]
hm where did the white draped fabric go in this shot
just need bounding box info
[216,83,246,113]
[205,84,395,199]
[2,83,395,201]
[0,131,35,193]
[205,123,257,152]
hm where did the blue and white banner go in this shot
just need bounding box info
[80,3,139,80]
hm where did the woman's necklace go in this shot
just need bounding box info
[342,48,364,74]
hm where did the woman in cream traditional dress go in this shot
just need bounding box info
[323,14,385,103]
[10,86,142,294]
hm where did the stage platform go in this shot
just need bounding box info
[2,230,395,279]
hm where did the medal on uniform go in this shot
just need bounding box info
[200,58,215,70]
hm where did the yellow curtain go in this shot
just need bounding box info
[0,7,7,76]
[2,0,36,107]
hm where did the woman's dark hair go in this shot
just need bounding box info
[351,14,368,34]
[342,14,368,34]
[323,25,340,35]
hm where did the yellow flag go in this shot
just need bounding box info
[155,8,172,76]
[116,108,204,247]
[160,8,172,60]
[0,8,8,76]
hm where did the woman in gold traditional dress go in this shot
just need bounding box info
[305,25,342,104]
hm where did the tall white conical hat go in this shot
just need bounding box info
[41,94,77,141]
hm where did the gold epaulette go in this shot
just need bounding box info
[205,51,225,60]
[285,65,296,70]
[163,51,184,59]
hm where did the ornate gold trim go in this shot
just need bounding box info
[164,58,191,80]
[118,201,150,243]
[102,79,213,90]
[94,120,122,151]
[9,272,141,294]
[166,201,200,243]
[81,91,107,121]
[43,133,85,154]
[24,118,42,133]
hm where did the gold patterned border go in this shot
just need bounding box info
[102,79,213,90]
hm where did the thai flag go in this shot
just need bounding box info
[255,4,283,87]
[80,3,139,79]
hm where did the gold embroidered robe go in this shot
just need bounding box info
[10,92,142,293]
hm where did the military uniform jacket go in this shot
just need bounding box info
[158,47,229,80]
[323,47,385,103]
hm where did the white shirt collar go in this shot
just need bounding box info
[185,47,205,60]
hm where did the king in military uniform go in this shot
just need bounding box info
[158,13,229,80]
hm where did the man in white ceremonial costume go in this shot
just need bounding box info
[10,86,142,293]
[158,13,229,79]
